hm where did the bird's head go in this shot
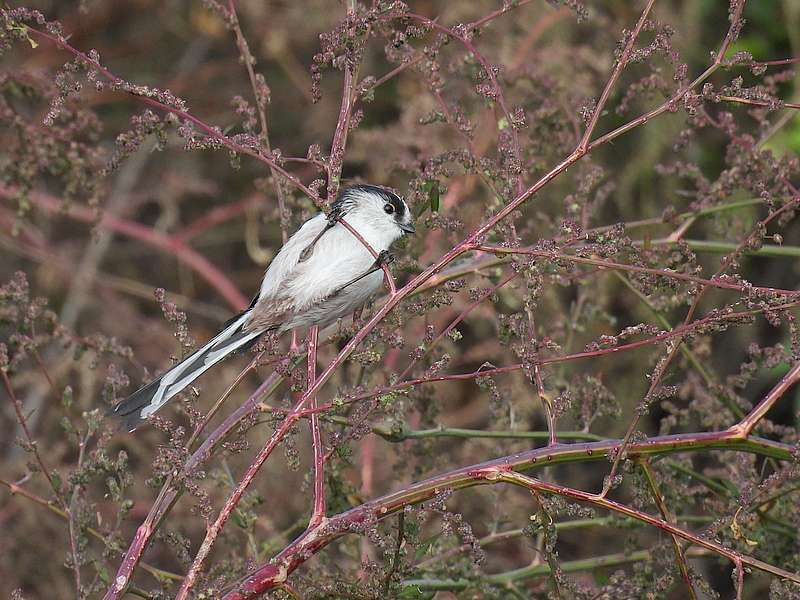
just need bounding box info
[332,184,416,244]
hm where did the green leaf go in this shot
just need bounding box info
[416,180,440,217]
[398,586,430,599]
[231,509,247,529]
[429,180,440,213]
[61,385,73,409]
[97,565,110,585]
[414,532,442,560]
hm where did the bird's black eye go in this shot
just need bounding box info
[383,203,395,215]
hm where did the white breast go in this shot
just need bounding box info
[257,211,399,329]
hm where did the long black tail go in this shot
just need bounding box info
[108,310,262,432]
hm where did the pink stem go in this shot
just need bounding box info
[577,0,657,152]
[734,360,800,436]
[0,185,248,310]
[307,326,326,526]
[297,298,800,416]
[174,193,263,243]
[476,245,800,296]
[224,430,797,598]
[24,24,322,206]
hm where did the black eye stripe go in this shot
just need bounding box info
[384,203,395,214]
[335,184,407,219]
[388,195,405,218]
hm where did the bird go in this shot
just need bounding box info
[108,184,415,432]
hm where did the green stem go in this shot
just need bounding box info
[651,239,800,258]
[404,548,710,590]
[665,460,735,497]
[366,423,604,442]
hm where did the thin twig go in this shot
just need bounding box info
[1,370,62,503]
[717,95,800,110]
[638,459,697,600]
[578,0,658,152]
[499,471,799,585]
[226,0,291,243]
[733,360,800,436]
[382,512,405,596]
[602,174,798,494]
[307,326,326,526]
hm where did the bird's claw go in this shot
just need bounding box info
[326,206,345,224]
[375,250,394,267]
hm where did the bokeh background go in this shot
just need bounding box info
[1,1,799,598]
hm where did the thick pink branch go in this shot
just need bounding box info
[223,430,795,598]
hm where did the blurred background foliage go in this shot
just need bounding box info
[1,1,799,598]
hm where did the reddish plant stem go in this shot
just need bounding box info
[476,244,800,296]
[320,2,397,289]
[307,326,326,526]
[1,370,62,505]
[102,368,289,600]
[392,11,524,194]
[754,57,800,66]
[718,95,800,110]
[174,193,263,243]
[23,24,322,205]
[578,0,657,152]
[428,87,508,203]
[735,558,745,600]
[101,2,778,593]
[313,10,399,295]
[359,53,424,94]
[0,186,248,310]
[174,396,309,598]
[302,299,800,416]
[226,0,291,243]
[326,0,360,201]
[186,353,263,450]
[223,430,796,598]
[603,172,798,493]
[580,0,776,155]
[397,271,519,382]
[498,471,800,585]
[470,0,535,29]
[733,359,800,436]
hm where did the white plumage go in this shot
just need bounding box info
[109,185,414,431]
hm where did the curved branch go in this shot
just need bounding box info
[224,431,795,598]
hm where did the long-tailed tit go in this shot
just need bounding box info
[108,184,415,431]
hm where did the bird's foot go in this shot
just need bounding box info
[374,250,395,267]
[326,205,345,224]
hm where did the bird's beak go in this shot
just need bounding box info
[400,222,416,235]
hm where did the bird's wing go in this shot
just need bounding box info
[279,220,378,309]
[257,213,329,301]
[244,296,295,332]
[251,209,380,331]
